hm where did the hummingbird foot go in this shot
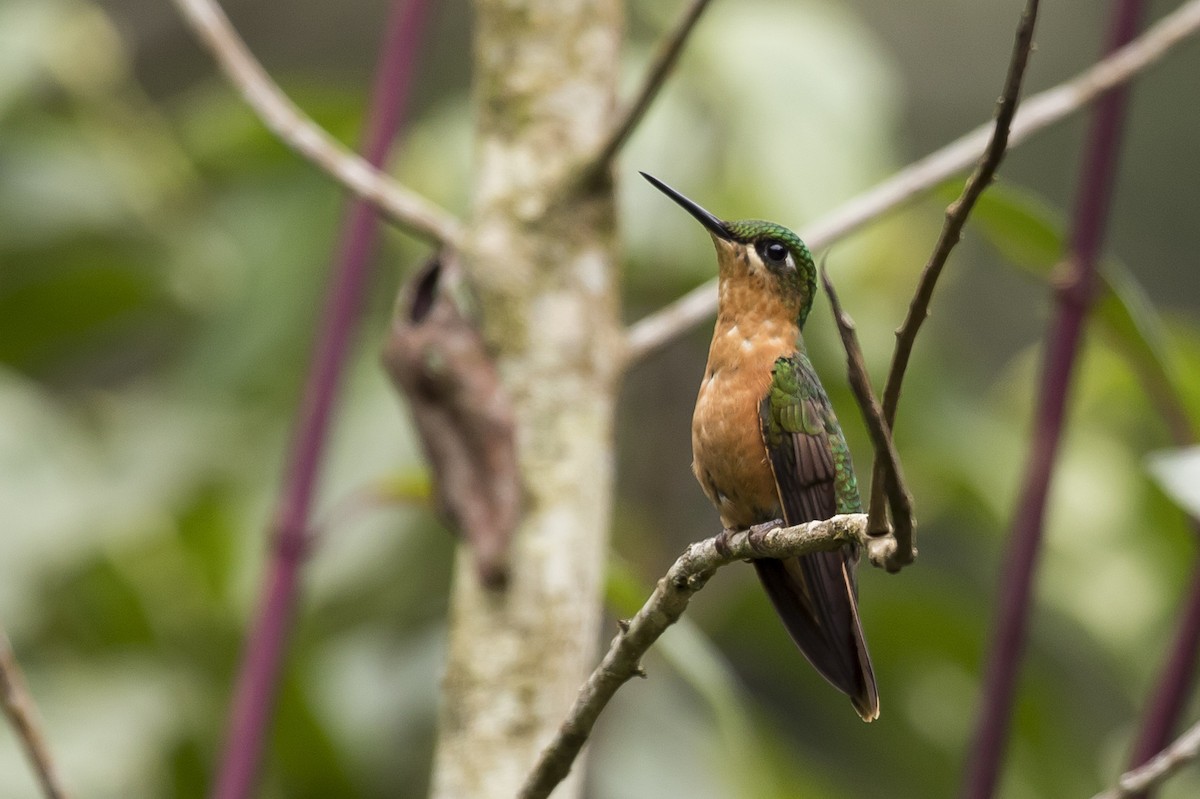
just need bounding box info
[747,519,784,556]
[868,532,897,568]
[714,527,738,560]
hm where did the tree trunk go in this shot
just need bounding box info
[429,1,623,797]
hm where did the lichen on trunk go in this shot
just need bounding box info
[428,1,624,797]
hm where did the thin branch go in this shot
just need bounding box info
[820,266,915,571]
[582,0,714,182]
[518,514,871,799]
[865,0,1039,529]
[623,0,1200,365]
[169,0,462,247]
[961,2,1147,797]
[0,630,70,799]
[1092,717,1200,799]
[1120,294,1200,797]
[209,2,432,797]
[987,117,1200,797]
[1126,560,1200,799]
[1125,452,1200,799]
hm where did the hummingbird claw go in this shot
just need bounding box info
[714,528,736,559]
[866,535,898,571]
[747,519,783,556]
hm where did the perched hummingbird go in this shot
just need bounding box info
[643,172,879,721]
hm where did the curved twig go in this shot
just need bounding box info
[623,0,1200,365]
[581,0,714,183]
[820,267,915,571]
[169,0,463,246]
[1,630,70,799]
[864,0,1039,542]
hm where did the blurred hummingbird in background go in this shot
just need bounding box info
[642,172,879,721]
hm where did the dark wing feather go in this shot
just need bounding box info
[757,376,879,721]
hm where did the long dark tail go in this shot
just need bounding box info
[754,549,879,721]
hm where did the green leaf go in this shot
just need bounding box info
[1093,259,1177,405]
[949,180,1064,271]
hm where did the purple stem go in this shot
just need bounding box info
[1125,397,1200,795]
[1126,553,1200,799]
[211,1,431,796]
[959,3,1147,798]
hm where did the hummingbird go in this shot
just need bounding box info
[643,172,879,721]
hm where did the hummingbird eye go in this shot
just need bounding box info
[759,240,791,267]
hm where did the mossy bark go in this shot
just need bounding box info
[429,1,624,797]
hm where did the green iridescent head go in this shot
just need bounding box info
[641,173,818,327]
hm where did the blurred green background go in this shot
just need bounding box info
[2,0,1200,796]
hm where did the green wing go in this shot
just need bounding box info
[762,355,862,517]
[755,354,879,720]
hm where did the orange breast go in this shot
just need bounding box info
[692,316,797,529]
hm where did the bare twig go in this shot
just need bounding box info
[169,0,462,246]
[582,0,714,183]
[961,2,1148,797]
[209,2,432,797]
[518,514,871,799]
[0,630,70,799]
[623,0,1200,365]
[1092,717,1200,799]
[865,0,1039,530]
[820,266,915,572]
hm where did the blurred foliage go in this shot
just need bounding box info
[2,0,1200,798]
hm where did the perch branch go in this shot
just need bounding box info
[865,0,1038,529]
[623,0,1200,364]
[209,1,431,797]
[1092,717,1200,799]
[961,2,1147,797]
[582,0,714,182]
[820,267,915,571]
[517,514,871,799]
[169,0,462,246]
[0,629,70,799]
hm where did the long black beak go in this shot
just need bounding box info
[640,172,732,241]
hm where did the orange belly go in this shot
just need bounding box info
[692,323,795,529]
